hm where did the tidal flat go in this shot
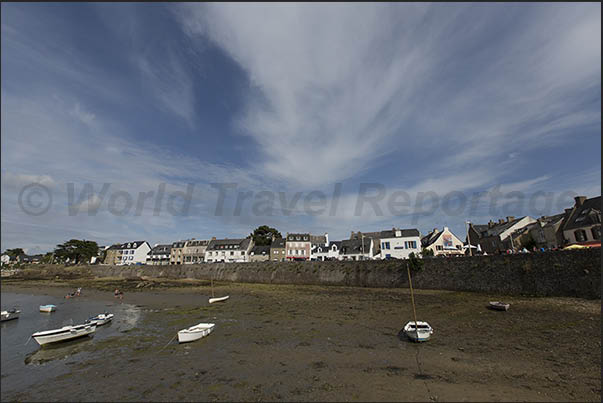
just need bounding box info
[2,278,600,402]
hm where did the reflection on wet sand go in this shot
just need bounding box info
[24,336,94,365]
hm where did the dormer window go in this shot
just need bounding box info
[133,243,137,248]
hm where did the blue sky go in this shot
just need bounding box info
[1,3,600,254]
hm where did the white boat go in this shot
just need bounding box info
[403,321,434,342]
[86,313,114,326]
[32,323,96,346]
[178,323,215,343]
[209,296,230,304]
[403,262,433,343]
[489,301,510,311]
[39,304,57,313]
[208,278,229,304]
[1,308,20,322]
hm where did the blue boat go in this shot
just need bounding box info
[39,304,57,313]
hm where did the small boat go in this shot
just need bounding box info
[85,313,114,326]
[489,301,510,311]
[1,308,21,322]
[403,321,434,342]
[39,304,57,313]
[178,323,215,343]
[208,278,229,304]
[32,323,96,346]
[403,262,433,342]
[209,296,230,304]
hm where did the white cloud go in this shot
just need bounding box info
[177,3,600,189]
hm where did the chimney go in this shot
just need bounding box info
[325,233,329,247]
[574,196,586,207]
[498,219,505,224]
[488,220,495,228]
[506,216,515,223]
[443,227,448,231]
[211,236,216,240]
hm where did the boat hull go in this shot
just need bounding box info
[178,323,215,343]
[209,296,229,304]
[403,321,433,342]
[86,313,114,326]
[489,301,510,311]
[32,324,96,346]
[1,310,20,322]
[39,305,56,313]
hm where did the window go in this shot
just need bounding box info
[405,241,417,249]
[129,256,133,260]
[385,242,390,249]
[436,245,442,251]
[230,251,234,256]
[591,226,601,240]
[575,230,587,242]
[241,251,244,255]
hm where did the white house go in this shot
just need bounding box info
[115,241,151,266]
[421,227,464,257]
[311,241,341,261]
[379,228,421,259]
[1,254,11,266]
[205,238,254,263]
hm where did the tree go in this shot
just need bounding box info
[54,239,99,265]
[408,252,424,272]
[4,248,25,257]
[421,248,434,257]
[41,252,55,264]
[250,225,282,246]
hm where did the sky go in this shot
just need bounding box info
[1,3,601,254]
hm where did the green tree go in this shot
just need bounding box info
[250,225,282,246]
[41,252,55,264]
[408,252,425,272]
[421,248,434,257]
[54,239,99,264]
[4,248,25,257]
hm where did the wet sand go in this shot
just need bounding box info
[2,279,600,402]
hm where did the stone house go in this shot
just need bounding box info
[561,196,601,245]
[270,238,286,262]
[146,244,172,265]
[170,240,187,265]
[183,239,212,264]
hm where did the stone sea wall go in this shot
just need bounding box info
[90,249,601,298]
[9,249,600,298]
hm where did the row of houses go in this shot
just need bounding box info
[3,196,599,267]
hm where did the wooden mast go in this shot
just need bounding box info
[211,278,215,298]
[406,262,419,332]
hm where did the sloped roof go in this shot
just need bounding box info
[251,245,271,255]
[207,238,252,251]
[379,228,420,239]
[271,238,286,248]
[114,241,147,250]
[340,239,371,255]
[148,244,171,254]
[563,196,601,231]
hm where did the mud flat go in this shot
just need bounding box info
[2,279,600,402]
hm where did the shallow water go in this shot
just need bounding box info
[1,292,142,398]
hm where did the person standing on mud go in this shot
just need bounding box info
[114,288,123,300]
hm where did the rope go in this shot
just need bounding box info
[159,333,177,352]
[414,347,437,401]
[24,336,32,346]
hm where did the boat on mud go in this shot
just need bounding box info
[403,321,434,342]
[1,308,21,322]
[85,312,114,326]
[178,323,215,343]
[32,323,96,346]
[489,301,510,311]
[39,304,57,313]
